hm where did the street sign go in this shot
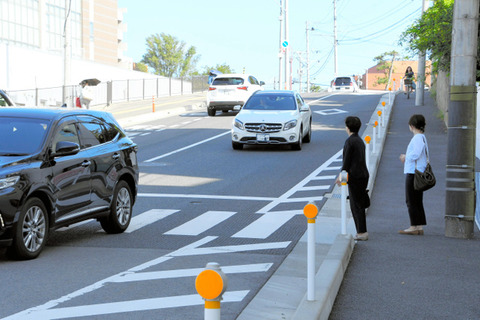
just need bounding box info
[282,41,289,48]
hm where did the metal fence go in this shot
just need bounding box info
[7,75,210,108]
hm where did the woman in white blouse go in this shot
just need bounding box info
[399,114,428,235]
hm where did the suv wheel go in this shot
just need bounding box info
[8,197,48,260]
[232,142,243,150]
[208,108,216,116]
[101,180,132,234]
[303,120,312,143]
[291,126,303,151]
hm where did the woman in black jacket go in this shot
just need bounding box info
[336,116,370,241]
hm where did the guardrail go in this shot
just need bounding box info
[6,75,209,108]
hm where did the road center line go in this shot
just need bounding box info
[144,131,230,162]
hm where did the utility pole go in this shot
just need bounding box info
[63,0,71,106]
[415,0,429,107]
[306,21,310,93]
[296,52,304,93]
[333,0,338,78]
[445,0,479,239]
[284,0,290,90]
[279,0,283,91]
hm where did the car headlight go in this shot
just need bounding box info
[0,176,20,190]
[234,119,244,130]
[284,120,297,131]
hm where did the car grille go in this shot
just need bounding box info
[245,123,282,133]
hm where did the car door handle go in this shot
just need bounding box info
[81,160,91,167]
[112,153,120,160]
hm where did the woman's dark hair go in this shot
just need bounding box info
[408,114,426,132]
[345,116,361,134]
[405,66,413,73]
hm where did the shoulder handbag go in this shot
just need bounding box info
[414,136,436,191]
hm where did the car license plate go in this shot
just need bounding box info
[257,134,270,142]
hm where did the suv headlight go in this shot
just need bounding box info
[234,119,244,130]
[0,176,20,190]
[284,120,297,131]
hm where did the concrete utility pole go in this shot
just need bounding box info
[284,0,290,90]
[445,0,479,239]
[306,21,310,93]
[333,0,338,78]
[415,0,429,107]
[63,0,72,106]
[278,0,283,90]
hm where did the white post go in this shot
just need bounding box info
[307,220,315,300]
[372,126,377,154]
[365,140,370,173]
[340,170,348,235]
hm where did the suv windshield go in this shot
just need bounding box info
[212,77,244,86]
[334,77,352,86]
[243,95,296,111]
[0,117,50,155]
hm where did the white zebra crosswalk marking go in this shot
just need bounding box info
[164,211,236,236]
[233,211,299,239]
[126,209,179,233]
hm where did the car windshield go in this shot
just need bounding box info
[243,95,296,111]
[0,117,50,155]
[335,77,352,86]
[212,77,244,86]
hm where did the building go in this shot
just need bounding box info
[0,0,130,68]
[361,60,432,91]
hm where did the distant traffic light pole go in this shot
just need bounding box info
[445,0,479,239]
[278,0,283,90]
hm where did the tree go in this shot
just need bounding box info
[133,62,148,73]
[142,33,199,77]
[310,84,322,92]
[373,51,399,90]
[399,0,454,73]
[202,63,235,75]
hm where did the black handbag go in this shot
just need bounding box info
[414,137,436,191]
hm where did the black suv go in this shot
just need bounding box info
[0,108,139,259]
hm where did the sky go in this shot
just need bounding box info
[118,0,424,89]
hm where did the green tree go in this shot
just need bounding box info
[202,63,235,75]
[373,51,399,89]
[310,84,322,92]
[142,33,199,77]
[133,62,148,73]
[399,0,455,73]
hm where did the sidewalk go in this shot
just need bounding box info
[329,92,480,319]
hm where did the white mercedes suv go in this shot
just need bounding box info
[231,90,312,150]
[207,73,264,116]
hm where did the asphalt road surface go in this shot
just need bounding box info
[0,91,383,320]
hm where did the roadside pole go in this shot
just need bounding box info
[445,0,479,238]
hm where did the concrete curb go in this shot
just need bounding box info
[292,92,398,319]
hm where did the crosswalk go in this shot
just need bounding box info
[125,118,203,139]
[21,149,345,319]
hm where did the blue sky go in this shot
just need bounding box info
[118,0,424,89]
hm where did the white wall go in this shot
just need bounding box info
[0,43,162,91]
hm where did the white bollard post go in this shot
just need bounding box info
[304,203,318,301]
[364,136,371,173]
[340,170,348,235]
[372,126,377,154]
[196,263,227,320]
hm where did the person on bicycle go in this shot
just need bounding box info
[403,66,416,93]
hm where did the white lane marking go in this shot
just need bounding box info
[16,291,249,319]
[311,175,337,180]
[5,236,279,319]
[323,166,342,171]
[233,211,298,239]
[299,185,330,191]
[126,209,179,233]
[112,263,273,282]
[164,211,236,236]
[315,108,348,115]
[257,149,342,214]
[308,94,337,105]
[144,131,230,162]
[138,193,276,201]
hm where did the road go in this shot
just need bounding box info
[0,91,383,320]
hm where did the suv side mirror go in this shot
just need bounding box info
[260,81,265,86]
[53,141,80,157]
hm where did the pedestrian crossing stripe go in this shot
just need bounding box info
[164,211,235,236]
